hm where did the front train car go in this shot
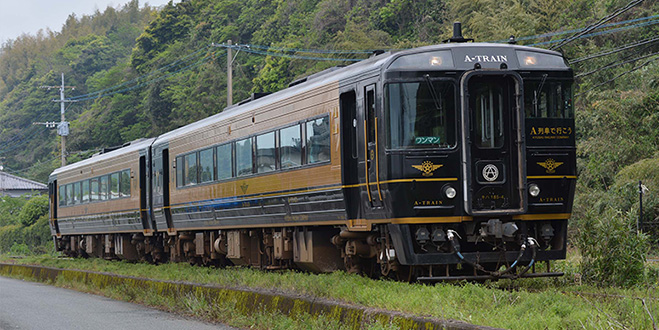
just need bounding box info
[355,39,575,280]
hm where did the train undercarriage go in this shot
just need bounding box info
[55,218,566,282]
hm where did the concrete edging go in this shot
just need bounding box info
[0,263,498,330]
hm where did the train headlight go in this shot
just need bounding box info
[529,184,540,197]
[523,55,537,66]
[444,185,457,199]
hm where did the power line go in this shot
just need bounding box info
[576,54,658,96]
[71,50,226,102]
[575,50,659,78]
[231,43,377,55]
[493,14,659,43]
[550,0,645,50]
[529,18,659,46]
[69,46,211,101]
[213,43,364,62]
[570,36,659,63]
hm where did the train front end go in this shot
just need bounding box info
[378,41,575,280]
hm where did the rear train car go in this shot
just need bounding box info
[50,30,575,280]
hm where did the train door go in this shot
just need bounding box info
[340,90,360,219]
[161,149,173,231]
[139,155,150,231]
[151,146,173,233]
[463,73,525,214]
[363,84,383,209]
[48,180,60,235]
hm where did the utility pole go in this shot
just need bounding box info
[39,73,76,166]
[227,39,233,106]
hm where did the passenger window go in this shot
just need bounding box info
[120,170,131,197]
[184,153,198,185]
[216,144,233,180]
[280,125,302,169]
[82,180,90,203]
[66,184,73,205]
[100,176,108,200]
[306,116,331,164]
[199,148,214,183]
[110,173,120,199]
[256,132,276,173]
[91,178,99,201]
[73,182,81,205]
[59,186,66,206]
[236,138,253,176]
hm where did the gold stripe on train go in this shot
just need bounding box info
[513,213,571,220]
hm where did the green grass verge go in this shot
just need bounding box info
[2,254,659,329]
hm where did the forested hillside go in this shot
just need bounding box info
[0,0,658,258]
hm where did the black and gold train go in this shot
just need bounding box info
[49,26,575,281]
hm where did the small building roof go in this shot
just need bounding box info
[0,171,47,191]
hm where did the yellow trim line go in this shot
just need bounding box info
[513,213,571,220]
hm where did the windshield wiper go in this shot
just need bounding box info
[533,74,548,115]
[424,74,443,111]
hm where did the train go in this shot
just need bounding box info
[48,24,575,281]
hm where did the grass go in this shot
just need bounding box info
[2,253,659,329]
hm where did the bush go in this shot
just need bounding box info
[18,195,49,227]
[9,242,30,256]
[575,207,649,287]
[0,196,26,227]
[0,225,24,253]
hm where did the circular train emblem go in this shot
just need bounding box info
[482,164,499,182]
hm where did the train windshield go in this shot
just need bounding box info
[524,80,573,118]
[385,80,456,149]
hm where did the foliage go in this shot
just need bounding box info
[0,196,27,227]
[575,207,649,286]
[18,195,49,227]
[9,242,30,256]
[0,195,52,254]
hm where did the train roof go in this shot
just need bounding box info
[49,42,570,180]
[151,42,568,146]
[49,137,156,180]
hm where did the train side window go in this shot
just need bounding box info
[176,156,183,187]
[216,143,233,180]
[66,184,73,206]
[366,87,376,142]
[256,132,276,173]
[110,173,120,199]
[120,170,131,197]
[184,153,198,185]
[59,186,65,206]
[524,81,573,119]
[91,178,99,201]
[306,116,330,164]
[82,180,90,203]
[73,182,81,205]
[236,137,253,177]
[340,91,358,159]
[100,176,108,200]
[280,125,302,169]
[199,148,214,183]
